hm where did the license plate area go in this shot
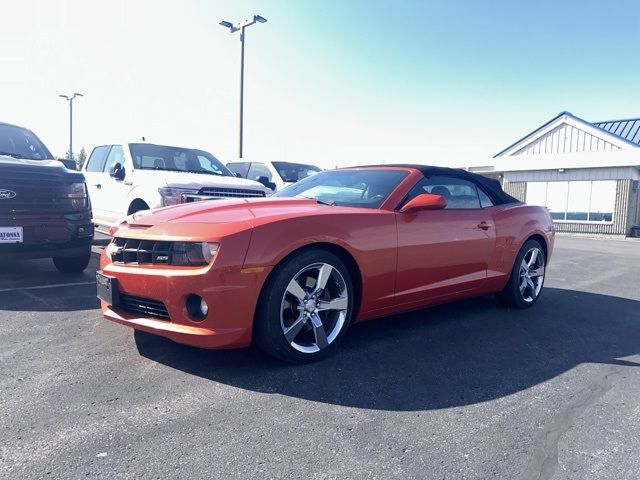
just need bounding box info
[96,272,120,306]
[0,226,23,244]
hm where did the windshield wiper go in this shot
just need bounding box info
[297,195,335,206]
[182,170,224,176]
[0,151,28,159]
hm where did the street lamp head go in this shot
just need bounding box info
[73,93,83,97]
[59,94,69,100]
[254,15,267,23]
[219,20,233,29]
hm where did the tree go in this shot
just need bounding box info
[65,148,75,160]
[76,147,87,170]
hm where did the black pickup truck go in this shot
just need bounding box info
[0,122,94,272]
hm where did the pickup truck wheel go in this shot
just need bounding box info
[52,251,92,273]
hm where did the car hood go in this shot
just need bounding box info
[135,170,269,192]
[117,197,361,239]
[0,155,84,181]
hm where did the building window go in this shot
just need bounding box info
[525,180,616,222]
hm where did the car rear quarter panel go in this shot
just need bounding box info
[487,203,554,291]
[243,210,399,317]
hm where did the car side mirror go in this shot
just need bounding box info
[234,172,243,178]
[59,158,77,170]
[400,193,447,214]
[109,162,125,180]
[257,176,276,191]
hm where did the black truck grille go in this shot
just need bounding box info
[0,176,72,214]
[119,294,170,320]
[110,237,173,264]
[197,187,265,198]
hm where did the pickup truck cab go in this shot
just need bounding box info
[0,121,93,272]
[226,160,321,191]
[83,142,270,229]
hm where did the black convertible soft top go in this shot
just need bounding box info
[361,164,521,206]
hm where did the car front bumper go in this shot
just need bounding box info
[99,254,271,349]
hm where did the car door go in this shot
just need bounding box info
[83,145,111,222]
[394,175,496,306]
[100,145,132,224]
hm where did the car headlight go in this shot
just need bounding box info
[158,187,199,206]
[171,242,219,266]
[61,182,88,209]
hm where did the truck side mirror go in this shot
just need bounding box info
[109,162,125,181]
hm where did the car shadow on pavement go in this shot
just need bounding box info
[135,287,640,411]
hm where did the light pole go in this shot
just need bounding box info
[220,15,267,159]
[59,92,83,159]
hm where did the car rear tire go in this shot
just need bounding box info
[52,250,92,273]
[254,248,354,364]
[496,239,546,309]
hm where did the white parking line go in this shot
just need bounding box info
[0,281,96,293]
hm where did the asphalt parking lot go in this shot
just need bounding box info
[1,236,639,480]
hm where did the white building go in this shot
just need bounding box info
[480,111,640,236]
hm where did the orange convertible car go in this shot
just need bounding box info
[97,165,554,363]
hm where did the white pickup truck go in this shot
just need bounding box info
[83,142,270,229]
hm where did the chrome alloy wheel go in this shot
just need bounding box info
[519,247,545,303]
[280,262,349,354]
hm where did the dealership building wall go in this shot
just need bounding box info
[489,111,640,237]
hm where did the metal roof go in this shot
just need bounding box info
[592,118,640,146]
[494,111,640,157]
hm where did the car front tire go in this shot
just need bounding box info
[254,248,354,364]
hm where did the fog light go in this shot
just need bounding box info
[186,294,208,321]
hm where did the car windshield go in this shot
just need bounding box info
[272,161,321,182]
[0,124,52,160]
[128,143,233,176]
[273,169,409,209]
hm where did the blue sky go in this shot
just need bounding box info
[1,0,639,167]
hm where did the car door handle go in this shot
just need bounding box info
[124,180,133,186]
[477,221,492,230]
[95,184,102,189]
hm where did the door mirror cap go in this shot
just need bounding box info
[109,162,125,180]
[400,193,447,214]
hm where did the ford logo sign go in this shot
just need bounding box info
[0,189,17,200]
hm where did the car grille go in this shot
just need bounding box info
[197,187,266,198]
[119,294,170,320]
[110,237,173,264]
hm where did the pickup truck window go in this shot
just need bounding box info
[129,143,232,176]
[227,162,250,178]
[86,146,110,172]
[247,162,272,182]
[103,145,125,173]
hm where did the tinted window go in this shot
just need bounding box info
[272,162,320,182]
[407,176,482,209]
[247,162,272,182]
[103,145,125,173]
[478,187,494,208]
[273,169,409,209]
[128,143,232,176]
[0,124,52,160]
[227,162,250,178]
[86,146,110,172]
